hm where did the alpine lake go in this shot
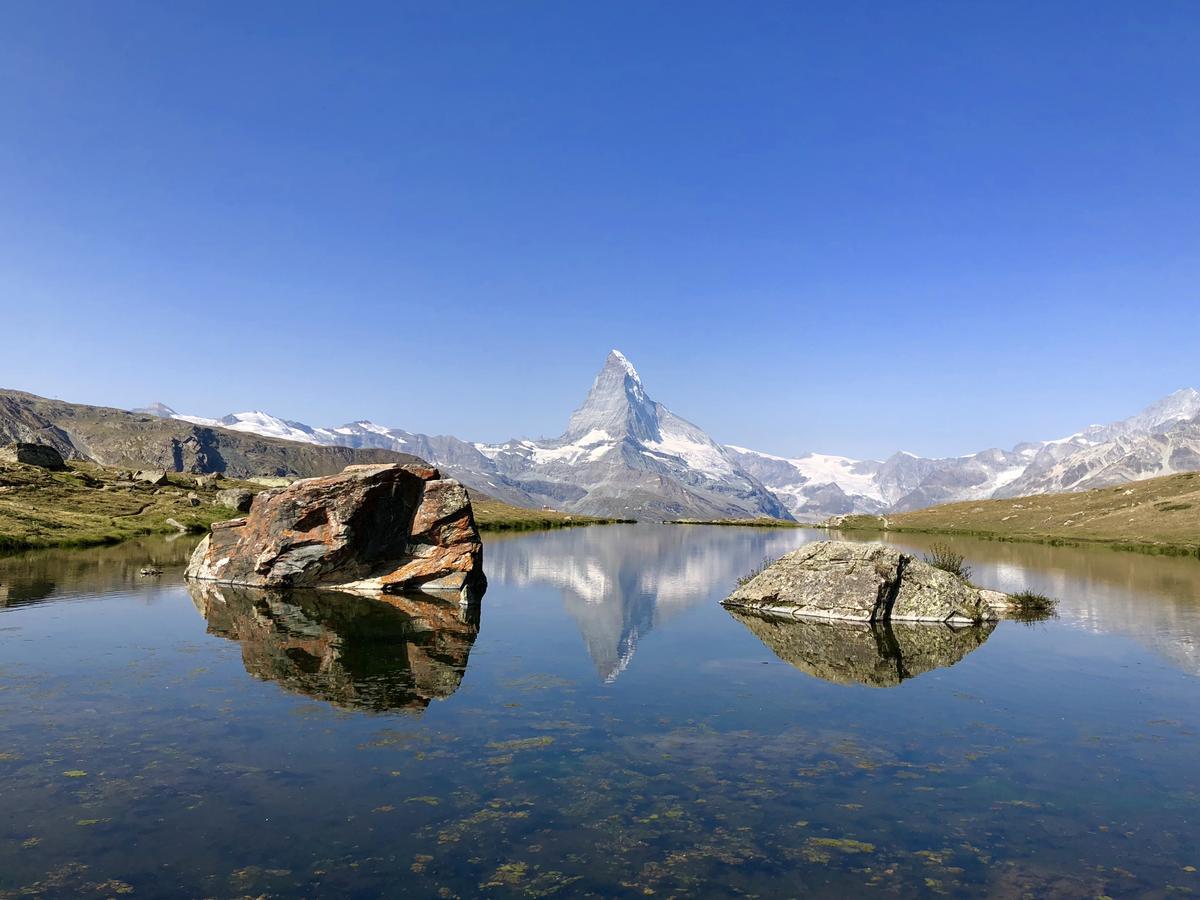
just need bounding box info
[1,524,1198,898]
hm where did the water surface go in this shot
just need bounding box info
[2,526,1199,897]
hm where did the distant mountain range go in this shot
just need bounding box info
[728,386,1200,518]
[0,389,420,478]
[137,351,1200,521]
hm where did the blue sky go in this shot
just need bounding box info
[1,1,1197,459]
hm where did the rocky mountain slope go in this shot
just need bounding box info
[153,351,792,521]
[0,388,421,478]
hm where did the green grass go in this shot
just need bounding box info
[827,472,1200,559]
[469,495,633,532]
[667,518,804,528]
[0,461,260,554]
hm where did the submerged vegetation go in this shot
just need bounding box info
[922,544,973,581]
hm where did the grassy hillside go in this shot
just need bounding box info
[0,461,262,552]
[470,495,633,531]
[832,471,1200,557]
[0,459,632,553]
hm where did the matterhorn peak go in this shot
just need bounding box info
[565,350,659,442]
[606,349,642,383]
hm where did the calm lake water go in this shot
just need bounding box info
[2,525,1199,898]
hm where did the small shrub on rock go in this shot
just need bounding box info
[923,544,972,581]
[737,557,773,586]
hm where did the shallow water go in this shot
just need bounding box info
[2,525,1199,898]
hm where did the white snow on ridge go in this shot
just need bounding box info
[789,453,884,502]
[643,429,735,479]
[173,414,221,428]
[727,445,883,502]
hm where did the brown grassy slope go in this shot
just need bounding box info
[836,471,1200,556]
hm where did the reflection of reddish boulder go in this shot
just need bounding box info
[185,463,484,597]
[188,581,481,713]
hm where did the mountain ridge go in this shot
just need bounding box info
[132,357,1200,521]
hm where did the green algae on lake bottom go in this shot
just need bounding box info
[2,526,1200,897]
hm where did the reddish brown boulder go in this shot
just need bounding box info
[185,463,484,597]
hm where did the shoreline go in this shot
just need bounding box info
[828,523,1200,560]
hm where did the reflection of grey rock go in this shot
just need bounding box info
[728,609,994,687]
[188,582,481,713]
[723,541,1006,623]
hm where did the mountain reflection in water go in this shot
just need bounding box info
[486,524,813,681]
[727,609,995,687]
[188,582,481,713]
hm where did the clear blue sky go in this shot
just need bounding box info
[2,1,1197,459]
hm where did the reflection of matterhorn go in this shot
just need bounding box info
[487,525,811,682]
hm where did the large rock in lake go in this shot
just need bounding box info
[723,540,1007,624]
[185,463,484,597]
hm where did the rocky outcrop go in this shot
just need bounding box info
[727,610,994,687]
[0,442,67,470]
[722,541,1009,624]
[185,463,484,597]
[216,487,255,512]
[188,581,480,713]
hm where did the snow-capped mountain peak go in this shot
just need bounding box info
[565,349,659,443]
[607,348,642,383]
[133,402,179,418]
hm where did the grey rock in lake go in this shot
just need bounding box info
[0,442,67,471]
[722,540,1008,624]
[727,609,995,687]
